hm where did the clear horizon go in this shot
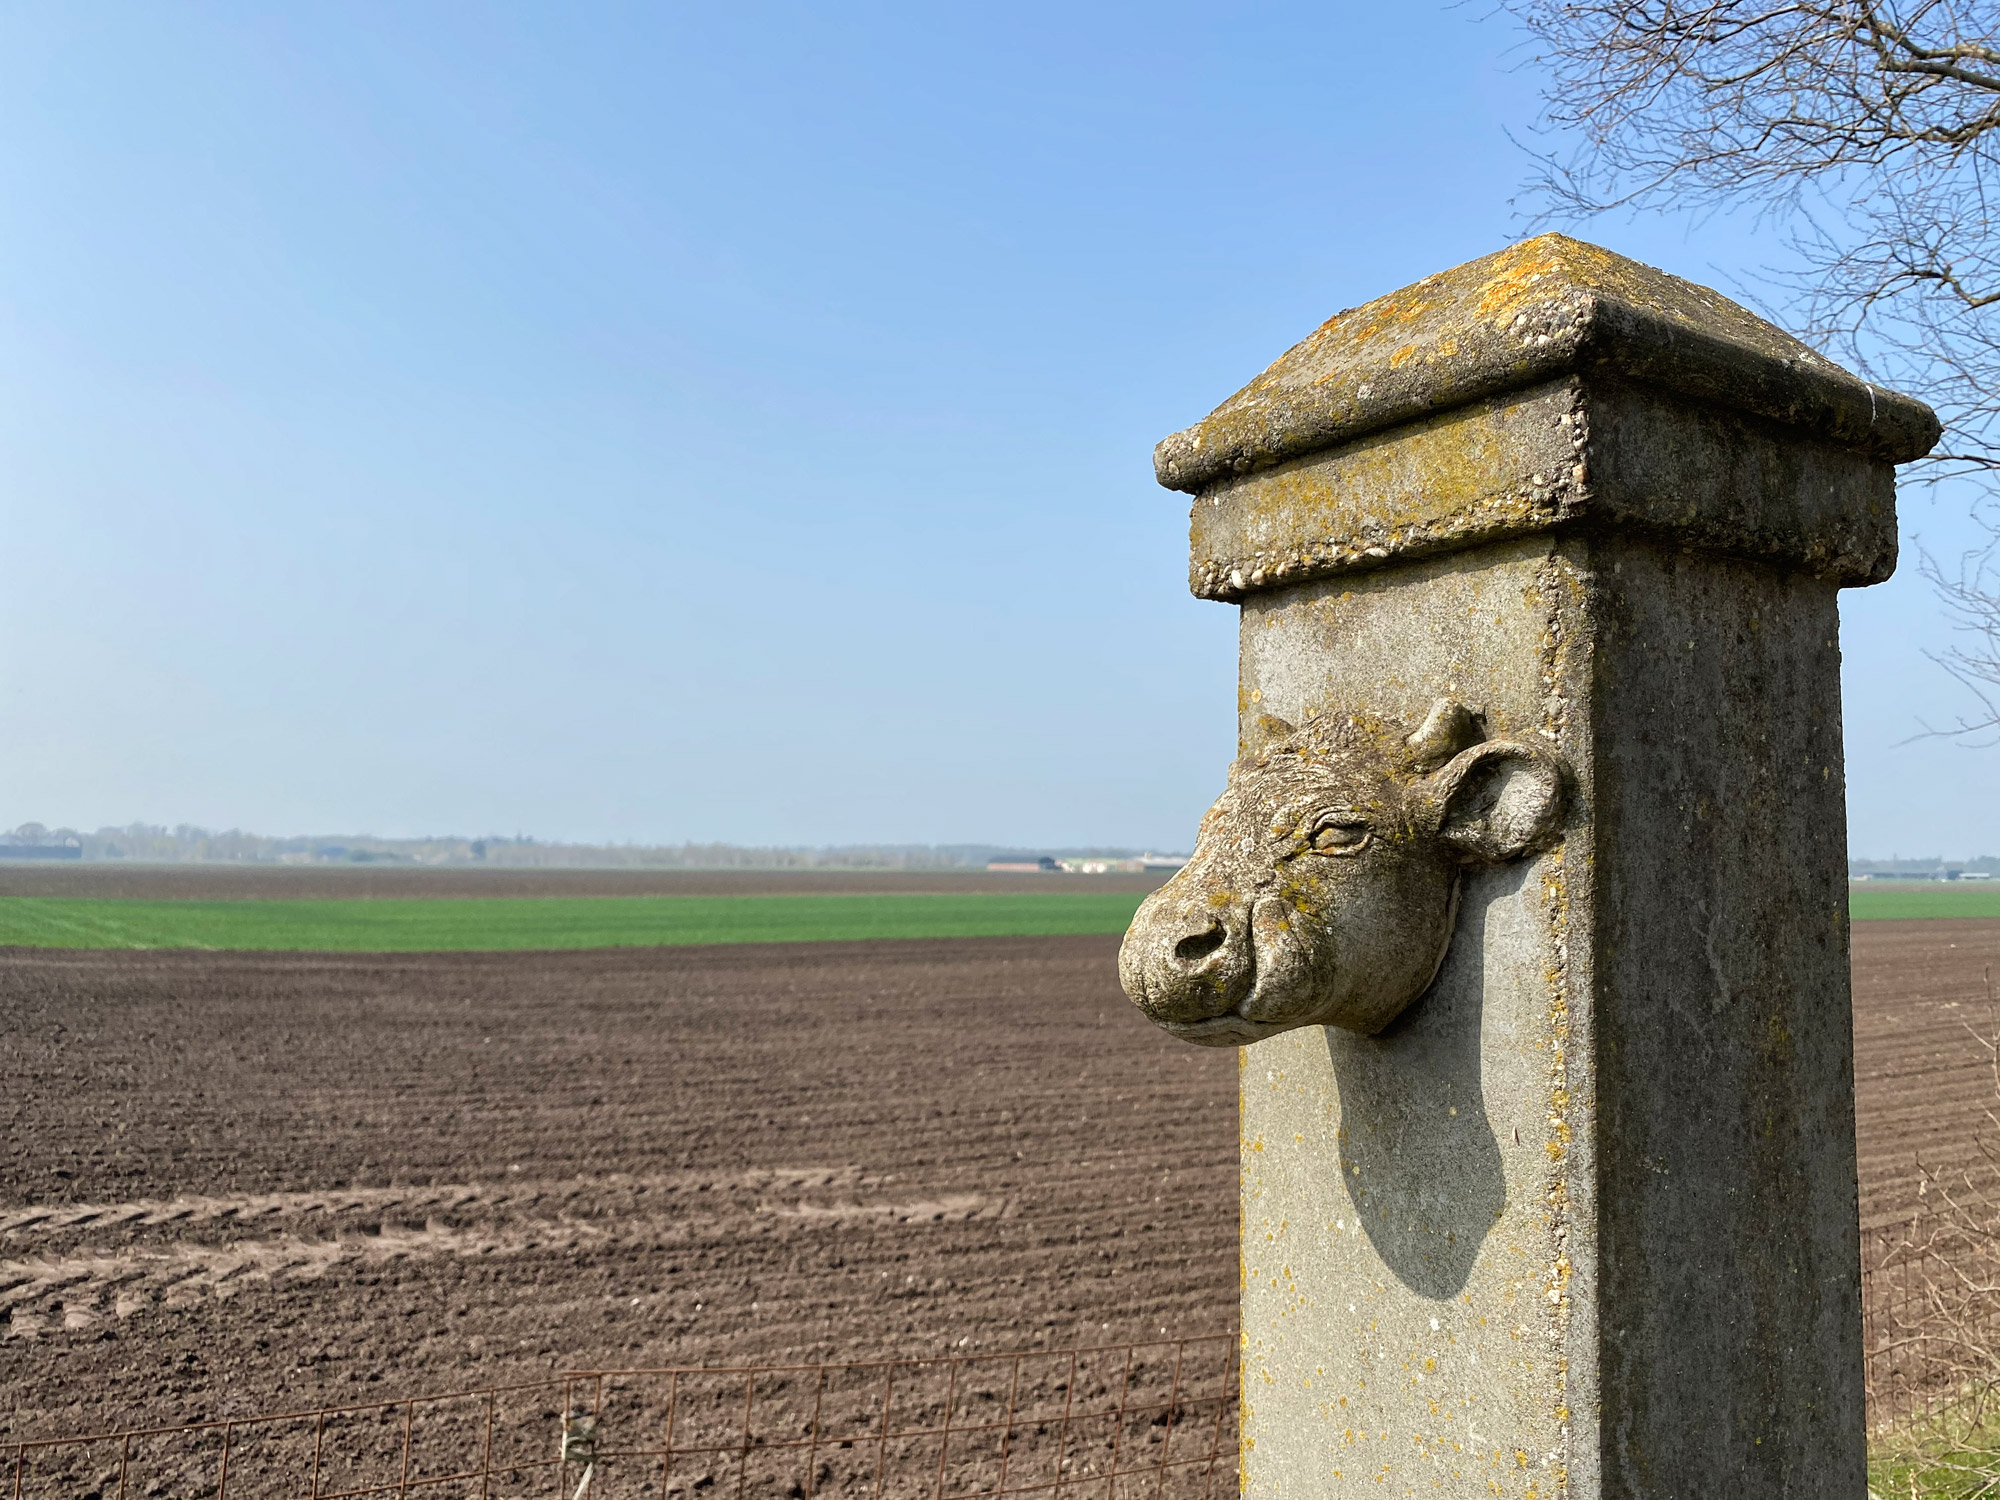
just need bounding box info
[2,3,1994,857]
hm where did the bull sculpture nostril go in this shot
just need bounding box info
[1173,924,1228,965]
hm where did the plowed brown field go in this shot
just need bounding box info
[0,937,1235,1442]
[1,917,1994,1444]
[1853,918,2000,1228]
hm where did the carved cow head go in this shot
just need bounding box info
[1119,700,1567,1046]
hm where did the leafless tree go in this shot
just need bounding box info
[1501,1,2000,738]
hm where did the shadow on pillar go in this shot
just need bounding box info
[1325,867,1512,1299]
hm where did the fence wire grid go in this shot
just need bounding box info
[5,1337,1238,1500]
[1862,1219,2000,1437]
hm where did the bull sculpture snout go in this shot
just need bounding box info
[1119,700,1567,1046]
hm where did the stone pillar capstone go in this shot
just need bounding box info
[1118,235,1939,1497]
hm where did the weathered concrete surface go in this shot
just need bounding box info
[1586,540,1861,1492]
[1185,375,1903,603]
[1133,236,1936,1498]
[1234,540,1592,1497]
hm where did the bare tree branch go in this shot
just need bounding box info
[1918,521,2000,740]
[1502,0,2000,740]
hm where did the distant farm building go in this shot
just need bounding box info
[989,854,1191,874]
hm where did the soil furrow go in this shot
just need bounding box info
[1,919,1990,1444]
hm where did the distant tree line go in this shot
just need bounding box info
[0,822,1154,870]
[1850,853,2000,875]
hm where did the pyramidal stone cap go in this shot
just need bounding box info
[1158,234,1939,491]
[1159,236,1942,599]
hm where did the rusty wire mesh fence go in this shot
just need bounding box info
[4,1337,1238,1500]
[1862,1217,2000,1437]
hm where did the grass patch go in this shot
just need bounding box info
[1852,885,2000,922]
[1870,1448,2000,1499]
[0,891,1152,952]
[1871,1415,2000,1498]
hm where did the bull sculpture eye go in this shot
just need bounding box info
[1308,816,1370,855]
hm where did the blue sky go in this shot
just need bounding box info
[0,2,1990,856]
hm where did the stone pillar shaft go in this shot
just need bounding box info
[1150,237,1939,1497]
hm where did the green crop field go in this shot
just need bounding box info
[0,882,1989,952]
[1849,883,2000,922]
[0,891,1154,951]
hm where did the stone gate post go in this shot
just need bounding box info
[1138,236,1939,1496]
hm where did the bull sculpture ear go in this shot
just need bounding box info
[1423,739,1567,863]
